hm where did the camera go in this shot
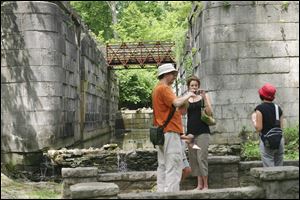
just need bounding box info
[194,90,201,95]
[194,90,205,95]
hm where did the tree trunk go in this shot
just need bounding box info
[107,1,119,39]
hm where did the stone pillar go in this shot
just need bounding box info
[61,167,98,199]
[179,1,299,145]
[250,166,299,199]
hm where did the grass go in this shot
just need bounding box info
[1,174,62,199]
[28,189,61,199]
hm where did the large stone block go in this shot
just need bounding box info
[22,31,61,50]
[254,73,299,88]
[203,60,237,75]
[1,95,62,112]
[1,1,59,15]
[1,49,63,67]
[1,34,26,50]
[1,122,62,152]
[42,50,63,66]
[251,166,299,181]
[62,167,98,178]
[236,58,291,74]
[1,66,64,83]
[238,40,298,58]
[221,103,255,119]
[70,182,119,199]
[66,40,78,61]
[208,89,259,105]
[1,49,40,67]
[63,20,77,45]
[250,166,299,199]
[2,110,63,126]
[1,13,22,33]
[21,14,58,32]
[282,102,299,117]
[62,177,98,199]
[276,88,299,103]
[203,2,298,26]
[202,42,239,61]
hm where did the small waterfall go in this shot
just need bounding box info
[117,151,128,172]
[40,154,56,181]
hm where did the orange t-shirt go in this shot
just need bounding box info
[152,83,183,134]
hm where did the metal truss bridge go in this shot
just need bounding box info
[106,41,176,69]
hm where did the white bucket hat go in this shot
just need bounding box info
[157,63,178,77]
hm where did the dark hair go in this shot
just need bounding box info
[187,75,200,87]
[260,95,265,101]
[158,74,164,80]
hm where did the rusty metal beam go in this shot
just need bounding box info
[106,41,175,69]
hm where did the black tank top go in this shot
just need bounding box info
[255,102,283,135]
[187,100,210,136]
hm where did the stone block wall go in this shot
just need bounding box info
[79,32,119,148]
[117,108,153,130]
[1,1,118,167]
[178,1,299,145]
[46,147,157,173]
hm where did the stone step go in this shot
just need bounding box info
[70,182,119,199]
[118,186,265,199]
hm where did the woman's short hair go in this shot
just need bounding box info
[187,75,200,87]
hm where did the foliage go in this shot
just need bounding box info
[283,125,299,160]
[183,54,193,79]
[113,2,191,44]
[117,69,157,109]
[241,140,260,161]
[222,1,231,9]
[70,1,113,41]
[281,1,289,12]
[241,124,299,161]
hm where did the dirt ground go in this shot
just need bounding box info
[1,173,62,199]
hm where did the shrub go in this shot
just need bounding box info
[283,125,299,160]
[241,124,299,161]
[241,139,260,161]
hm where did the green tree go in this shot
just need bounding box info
[113,1,191,42]
[70,1,114,41]
[118,69,157,109]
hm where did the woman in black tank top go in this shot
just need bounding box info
[252,83,284,167]
[185,75,213,190]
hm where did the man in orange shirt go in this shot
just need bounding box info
[152,63,195,192]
